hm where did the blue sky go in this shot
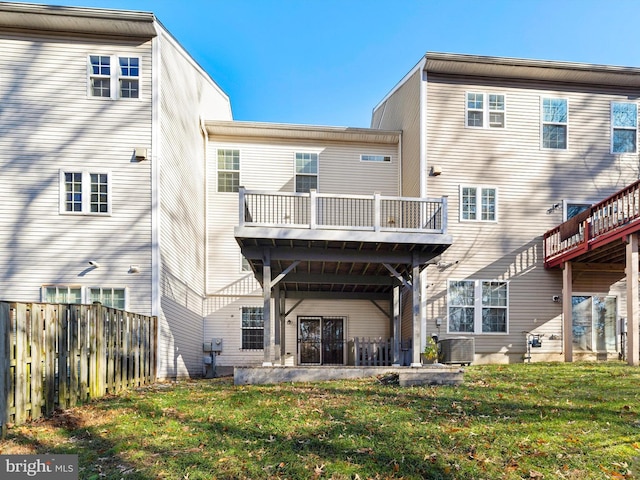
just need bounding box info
[13,0,640,127]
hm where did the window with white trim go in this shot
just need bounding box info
[241,306,264,350]
[611,102,638,153]
[448,280,508,334]
[90,287,126,309]
[466,92,505,128]
[89,55,140,99]
[217,149,240,192]
[43,286,82,304]
[361,154,391,162]
[460,186,497,222]
[542,98,568,149]
[295,152,318,192]
[241,255,251,272]
[60,171,111,215]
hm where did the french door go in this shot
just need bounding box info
[572,295,617,353]
[298,316,345,365]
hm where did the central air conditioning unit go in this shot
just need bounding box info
[439,337,475,365]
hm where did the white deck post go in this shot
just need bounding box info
[392,286,401,366]
[411,253,422,367]
[562,261,573,362]
[626,234,639,365]
[262,249,273,366]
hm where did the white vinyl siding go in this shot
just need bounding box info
[466,92,505,128]
[541,97,568,149]
[611,102,638,153]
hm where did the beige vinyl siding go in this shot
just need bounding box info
[206,137,400,292]
[372,69,422,197]
[0,32,153,314]
[421,73,640,362]
[155,27,232,378]
[204,298,390,367]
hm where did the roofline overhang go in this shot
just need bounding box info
[0,2,157,38]
[206,120,401,144]
[424,51,640,88]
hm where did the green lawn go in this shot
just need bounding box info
[2,362,640,479]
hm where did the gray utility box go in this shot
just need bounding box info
[439,337,475,365]
[203,338,223,353]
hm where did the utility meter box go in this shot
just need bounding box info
[211,338,223,352]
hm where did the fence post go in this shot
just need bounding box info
[30,305,43,420]
[0,303,10,439]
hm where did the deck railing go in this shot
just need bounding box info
[544,179,640,266]
[239,188,447,234]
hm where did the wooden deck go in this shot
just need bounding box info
[544,179,640,268]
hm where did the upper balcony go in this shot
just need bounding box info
[234,188,453,297]
[544,179,640,269]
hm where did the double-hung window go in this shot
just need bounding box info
[241,306,264,350]
[460,185,497,222]
[611,102,638,153]
[448,280,508,334]
[466,92,505,128]
[89,55,140,99]
[90,287,126,309]
[295,152,318,192]
[60,170,111,215]
[217,149,240,192]
[542,98,568,149]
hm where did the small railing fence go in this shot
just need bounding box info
[544,179,640,266]
[0,302,157,438]
[239,188,447,234]
[350,337,394,367]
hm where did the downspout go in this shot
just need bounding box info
[151,28,161,317]
[419,55,428,198]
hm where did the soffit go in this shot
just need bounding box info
[0,3,157,38]
[206,120,401,145]
[425,52,640,88]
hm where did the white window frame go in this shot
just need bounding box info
[360,154,391,163]
[611,101,638,154]
[59,170,112,215]
[89,287,127,310]
[459,185,498,222]
[541,97,568,150]
[217,149,240,193]
[465,92,506,129]
[88,54,140,100]
[447,279,509,334]
[241,306,264,350]
[563,199,595,221]
[241,254,251,273]
[42,285,83,304]
[294,152,319,193]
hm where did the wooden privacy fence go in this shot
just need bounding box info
[0,302,157,437]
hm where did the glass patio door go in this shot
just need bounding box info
[572,295,617,353]
[299,316,344,365]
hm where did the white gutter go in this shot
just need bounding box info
[151,27,161,317]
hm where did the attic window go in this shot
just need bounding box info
[361,155,391,162]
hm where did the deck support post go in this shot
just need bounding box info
[262,249,273,366]
[392,286,401,366]
[562,261,573,362]
[273,283,281,365]
[626,234,639,366]
[411,252,422,367]
[279,289,286,365]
